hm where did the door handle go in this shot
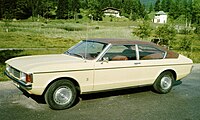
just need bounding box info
[134,62,141,65]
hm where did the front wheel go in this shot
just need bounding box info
[45,80,77,110]
[153,71,174,94]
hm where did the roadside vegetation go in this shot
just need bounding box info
[0,0,200,81]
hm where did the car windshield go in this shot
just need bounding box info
[65,40,107,60]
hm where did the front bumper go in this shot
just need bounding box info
[4,70,32,91]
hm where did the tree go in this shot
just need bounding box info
[99,0,112,9]
[71,0,80,19]
[154,0,161,12]
[180,36,192,51]
[121,0,147,20]
[40,0,57,19]
[165,0,171,12]
[0,0,17,19]
[132,21,152,40]
[87,0,103,21]
[155,24,177,47]
[26,0,40,18]
[182,0,192,27]
[161,0,167,11]
[112,0,123,9]
[195,27,200,40]
[0,0,3,19]
[138,1,147,19]
[122,0,133,15]
[56,0,69,19]
[168,0,183,19]
[160,0,171,12]
[15,0,32,19]
[191,0,200,24]
[80,0,91,9]
[0,0,57,20]
[148,3,153,13]
[191,0,200,38]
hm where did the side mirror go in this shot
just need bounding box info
[102,57,109,63]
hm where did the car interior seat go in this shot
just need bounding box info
[122,49,136,60]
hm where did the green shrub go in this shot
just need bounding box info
[0,50,23,64]
[179,36,192,51]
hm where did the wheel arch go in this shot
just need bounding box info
[42,77,81,96]
[159,69,177,80]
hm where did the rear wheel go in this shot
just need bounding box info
[45,80,77,110]
[153,71,174,94]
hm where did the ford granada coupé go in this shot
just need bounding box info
[5,38,193,110]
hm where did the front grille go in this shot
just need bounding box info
[9,67,20,79]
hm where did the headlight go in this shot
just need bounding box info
[20,72,26,82]
[6,64,10,72]
[20,72,33,83]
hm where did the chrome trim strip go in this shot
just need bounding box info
[82,84,152,94]
[32,63,193,74]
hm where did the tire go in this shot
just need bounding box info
[153,71,174,94]
[45,80,77,110]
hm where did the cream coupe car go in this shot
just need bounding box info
[5,38,193,110]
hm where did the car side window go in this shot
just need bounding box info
[103,45,136,61]
[138,45,165,60]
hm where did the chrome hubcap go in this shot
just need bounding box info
[53,86,72,105]
[160,76,172,90]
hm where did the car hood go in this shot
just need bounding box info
[6,54,93,73]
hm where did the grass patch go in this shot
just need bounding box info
[0,64,7,81]
[0,32,79,48]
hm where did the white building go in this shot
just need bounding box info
[153,11,167,24]
[102,7,120,18]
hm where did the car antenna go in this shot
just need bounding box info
[84,23,89,62]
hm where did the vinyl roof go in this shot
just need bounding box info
[86,38,155,45]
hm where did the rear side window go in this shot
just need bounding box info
[138,45,165,60]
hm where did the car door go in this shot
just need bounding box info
[134,44,167,84]
[94,44,142,91]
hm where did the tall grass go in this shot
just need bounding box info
[0,65,7,81]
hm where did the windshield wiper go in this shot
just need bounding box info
[72,53,85,59]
